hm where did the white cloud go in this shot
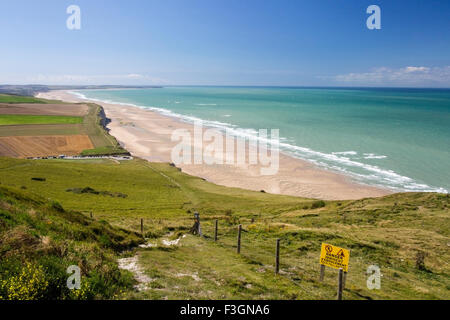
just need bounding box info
[404,66,429,73]
[330,66,450,87]
[124,73,146,79]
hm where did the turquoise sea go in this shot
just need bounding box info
[74,87,450,193]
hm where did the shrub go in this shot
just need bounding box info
[416,251,428,271]
[68,281,94,300]
[0,262,48,300]
[311,200,326,209]
[50,201,65,212]
[66,187,127,198]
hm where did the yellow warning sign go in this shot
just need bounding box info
[320,243,350,272]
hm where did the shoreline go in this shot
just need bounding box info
[37,90,392,200]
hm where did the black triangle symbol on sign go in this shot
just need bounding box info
[337,249,345,258]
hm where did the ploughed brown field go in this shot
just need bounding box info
[0,103,89,116]
[0,101,96,158]
[0,135,93,158]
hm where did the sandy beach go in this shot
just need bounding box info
[37,90,391,200]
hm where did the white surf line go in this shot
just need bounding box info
[71,90,448,194]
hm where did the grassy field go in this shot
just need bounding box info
[0,115,83,126]
[0,124,86,137]
[0,157,448,300]
[0,94,61,104]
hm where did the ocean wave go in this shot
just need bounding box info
[332,151,358,156]
[71,90,448,194]
[363,153,387,159]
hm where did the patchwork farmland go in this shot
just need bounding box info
[0,103,89,116]
[0,95,126,158]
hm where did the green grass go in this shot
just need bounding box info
[0,115,83,126]
[80,146,129,156]
[79,104,127,156]
[0,124,85,137]
[0,157,448,300]
[0,94,61,104]
[0,185,143,300]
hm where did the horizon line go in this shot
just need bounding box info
[3,84,450,90]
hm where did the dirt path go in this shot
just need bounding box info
[118,233,186,292]
[118,255,153,292]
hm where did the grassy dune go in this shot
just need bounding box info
[0,157,448,300]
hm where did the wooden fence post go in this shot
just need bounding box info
[319,265,325,281]
[337,268,344,300]
[90,212,93,219]
[214,219,218,242]
[237,224,242,254]
[275,239,280,274]
[190,212,202,236]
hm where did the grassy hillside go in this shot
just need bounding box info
[0,185,143,300]
[0,157,448,300]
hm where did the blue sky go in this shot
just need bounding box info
[1,0,449,87]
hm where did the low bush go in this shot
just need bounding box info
[0,186,142,300]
